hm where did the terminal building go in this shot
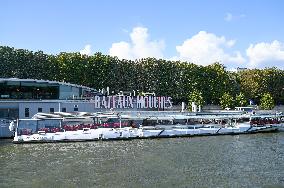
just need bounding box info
[0,78,174,137]
[0,78,101,137]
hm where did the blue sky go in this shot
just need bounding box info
[1,0,284,69]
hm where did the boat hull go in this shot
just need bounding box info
[12,125,279,144]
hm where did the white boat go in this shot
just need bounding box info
[11,112,139,143]
[132,113,281,137]
[11,112,283,143]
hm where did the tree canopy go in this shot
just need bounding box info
[219,92,235,109]
[1,46,284,107]
[235,92,247,107]
[188,90,205,107]
[260,93,275,110]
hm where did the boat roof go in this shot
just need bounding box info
[24,111,259,122]
[146,116,175,120]
[32,112,96,119]
[33,113,62,119]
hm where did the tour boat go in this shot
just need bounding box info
[10,112,283,143]
[135,114,280,138]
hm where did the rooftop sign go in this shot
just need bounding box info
[93,96,172,109]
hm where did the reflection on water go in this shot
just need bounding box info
[0,133,284,188]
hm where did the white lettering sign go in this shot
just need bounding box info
[93,95,172,109]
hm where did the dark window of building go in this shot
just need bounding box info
[74,105,78,111]
[0,109,9,119]
[0,81,60,100]
[50,108,54,113]
[25,108,29,117]
[62,108,66,112]
[38,108,42,112]
[0,109,19,119]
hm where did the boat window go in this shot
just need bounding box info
[99,118,119,124]
[173,119,186,125]
[127,120,139,128]
[38,108,42,112]
[157,120,173,125]
[142,119,157,126]
[107,118,119,123]
[38,119,61,128]
[187,126,197,129]
[237,118,250,123]
[17,120,37,135]
[38,119,61,132]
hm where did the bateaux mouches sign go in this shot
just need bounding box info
[93,96,173,109]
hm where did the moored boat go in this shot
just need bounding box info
[11,112,283,143]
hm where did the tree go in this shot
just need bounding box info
[261,68,284,104]
[188,90,205,107]
[219,92,234,109]
[2,45,284,106]
[235,92,247,107]
[204,63,238,104]
[260,93,275,110]
[237,68,284,105]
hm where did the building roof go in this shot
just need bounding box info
[0,78,97,91]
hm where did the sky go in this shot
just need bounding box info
[1,0,284,70]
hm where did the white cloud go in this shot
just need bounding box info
[227,40,236,47]
[107,26,284,69]
[225,13,233,22]
[175,31,245,66]
[110,42,131,59]
[122,28,129,33]
[80,44,92,56]
[224,13,246,22]
[246,40,284,68]
[109,27,165,60]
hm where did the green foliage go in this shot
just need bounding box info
[260,93,275,110]
[235,92,247,107]
[237,68,284,104]
[220,92,235,109]
[188,90,205,107]
[203,63,238,104]
[1,45,284,106]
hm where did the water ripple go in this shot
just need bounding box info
[0,133,284,188]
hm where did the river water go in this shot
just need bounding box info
[0,133,284,188]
